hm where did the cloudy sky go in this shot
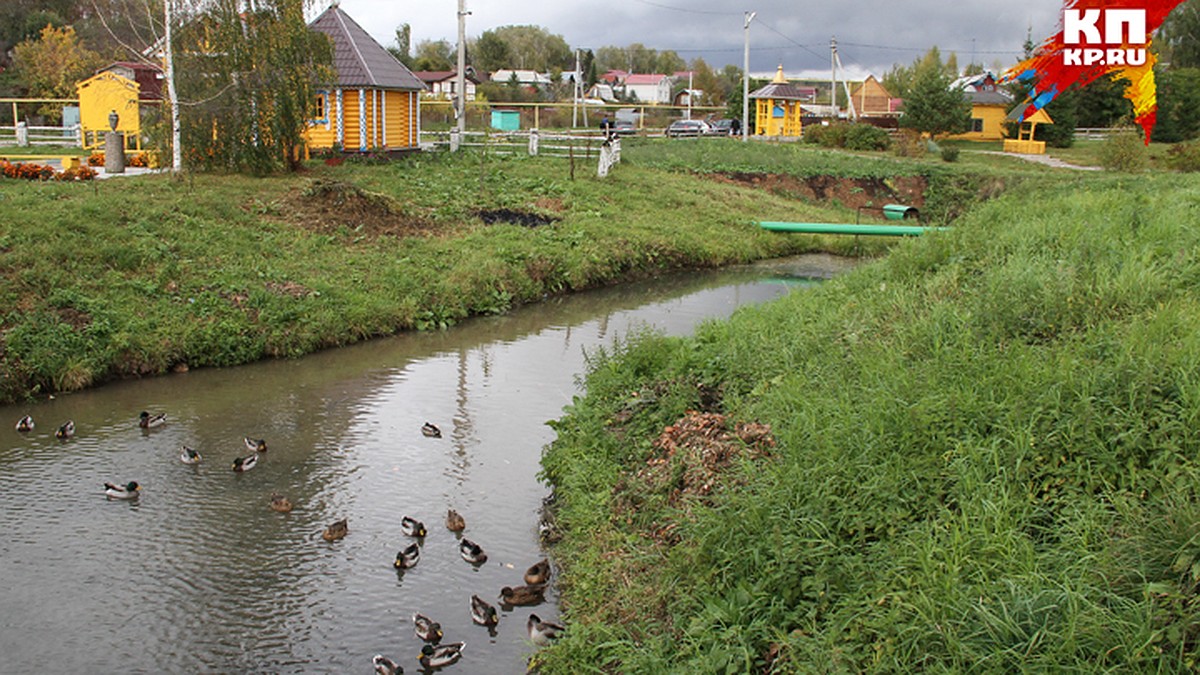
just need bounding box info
[325,0,1065,78]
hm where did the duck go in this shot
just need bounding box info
[138,411,166,429]
[372,654,402,675]
[527,613,566,647]
[524,558,551,585]
[269,493,293,513]
[322,518,348,542]
[421,422,442,438]
[470,594,498,627]
[459,538,488,565]
[412,613,443,643]
[15,415,34,432]
[418,642,464,669]
[244,437,267,453]
[180,445,202,464]
[401,516,427,538]
[104,481,141,500]
[393,542,420,569]
[231,454,258,472]
[445,509,466,533]
[499,584,546,606]
[55,420,75,440]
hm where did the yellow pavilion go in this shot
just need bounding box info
[749,66,806,137]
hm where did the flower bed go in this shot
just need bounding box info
[0,159,96,181]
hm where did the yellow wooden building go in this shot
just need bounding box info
[76,70,142,150]
[749,66,805,137]
[1003,107,1054,154]
[947,90,1013,142]
[306,5,425,152]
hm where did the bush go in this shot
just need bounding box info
[1166,140,1200,172]
[803,123,849,148]
[844,124,891,151]
[892,129,926,158]
[1098,129,1149,172]
[940,146,961,162]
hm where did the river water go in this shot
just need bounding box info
[0,254,854,674]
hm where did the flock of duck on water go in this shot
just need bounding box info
[13,413,565,672]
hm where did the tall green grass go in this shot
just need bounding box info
[0,150,885,403]
[539,173,1200,672]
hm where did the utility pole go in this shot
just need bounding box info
[455,0,468,136]
[686,70,693,120]
[572,48,580,128]
[830,36,837,115]
[742,11,755,142]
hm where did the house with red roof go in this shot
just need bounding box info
[623,73,671,104]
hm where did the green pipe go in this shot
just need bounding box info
[758,221,948,236]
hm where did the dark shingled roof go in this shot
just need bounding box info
[308,6,424,91]
[748,81,813,101]
[967,90,1012,106]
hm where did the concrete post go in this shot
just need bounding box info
[105,131,126,174]
[450,127,461,153]
[528,129,539,156]
[15,121,28,147]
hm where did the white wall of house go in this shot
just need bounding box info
[624,78,671,104]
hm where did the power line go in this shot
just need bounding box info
[628,0,743,16]
[753,19,828,62]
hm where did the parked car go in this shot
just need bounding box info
[614,119,637,135]
[707,118,740,136]
[665,119,710,137]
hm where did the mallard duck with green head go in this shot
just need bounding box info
[15,415,34,432]
[418,642,464,669]
[421,422,442,438]
[180,446,202,464]
[139,411,166,429]
[412,613,443,643]
[527,613,565,647]
[459,538,487,565]
[394,542,420,569]
[244,437,267,453]
[104,481,141,500]
[470,594,498,627]
[55,420,75,440]
[232,454,258,472]
[401,516,427,538]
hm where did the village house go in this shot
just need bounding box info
[413,70,480,101]
[622,74,672,104]
[946,71,1012,142]
[305,5,425,152]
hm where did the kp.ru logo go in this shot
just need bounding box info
[1003,0,1189,143]
[1062,9,1147,66]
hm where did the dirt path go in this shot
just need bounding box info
[974,150,1101,171]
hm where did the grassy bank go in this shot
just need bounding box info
[1,143,965,404]
[539,172,1200,672]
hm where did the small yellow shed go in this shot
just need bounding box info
[1003,108,1054,155]
[76,71,142,150]
[749,66,805,137]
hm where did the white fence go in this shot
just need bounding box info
[421,129,623,177]
[1075,127,1120,141]
[0,122,81,147]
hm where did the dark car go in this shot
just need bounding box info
[708,119,739,136]
[666,119,711,137]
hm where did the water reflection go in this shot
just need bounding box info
[0,254,852,673]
